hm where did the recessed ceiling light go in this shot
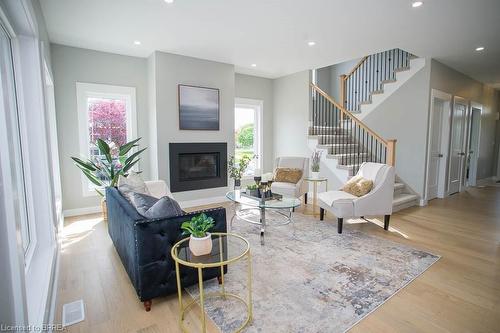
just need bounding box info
[412,1,423,7]
[307,41,316,46]
[164,0,174,3]
[251,64,257,67]
[475,46,485,51]
[133,40,141,45]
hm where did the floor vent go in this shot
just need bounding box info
[62,299,85,327]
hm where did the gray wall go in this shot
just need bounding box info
[51,44,149,211]
[235,73,274,172]
[273,71,311,159]
[362,60,432,196]
[151,51,235,202]
[430,59,499,180]
[316,58,360,102]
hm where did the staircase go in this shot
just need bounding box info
[309,48,419,212]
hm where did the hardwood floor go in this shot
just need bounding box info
[54,185,500,332]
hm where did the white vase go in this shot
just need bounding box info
[311,171,320,179]
[189,233,213,256]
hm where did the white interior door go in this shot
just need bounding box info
[427,98,445,200]
[448,98,468,194]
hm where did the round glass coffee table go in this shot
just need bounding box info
[171,233,252,333]
[226,190,301,245]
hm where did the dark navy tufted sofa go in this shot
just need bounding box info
[106,186,227,311]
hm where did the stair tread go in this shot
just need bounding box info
[394,182,405,191]
[393,193,418,205]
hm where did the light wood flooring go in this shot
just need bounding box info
[54,184,500,332]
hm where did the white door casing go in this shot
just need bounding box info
[448,96,468,194]
[425,89,452,200]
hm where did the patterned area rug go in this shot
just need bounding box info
[187,210,439,333]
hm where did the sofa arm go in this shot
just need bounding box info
[134,207,227,301]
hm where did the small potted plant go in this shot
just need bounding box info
[311,150,322,179]
[246,184,259,197]
[228,154,255,189]
[181,213,215,256]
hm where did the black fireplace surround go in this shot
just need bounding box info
[169,143,227,192]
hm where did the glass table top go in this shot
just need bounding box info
[171,233,249,268]
[304,177,328,182]
[226,190,301,209]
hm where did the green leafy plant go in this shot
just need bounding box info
[236,123,254,148]
[181,213,215,238]
[71,138,147,196]
[246,184,258,190]
[228,154,255,180]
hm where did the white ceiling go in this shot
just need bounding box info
[40,0,500,86]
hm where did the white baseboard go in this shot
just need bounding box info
[178,196,229,209]
[63,206,100,217]
[419,199,427,206]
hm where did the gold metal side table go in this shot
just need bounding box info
[304,177,328,216]
[171,233,252,333]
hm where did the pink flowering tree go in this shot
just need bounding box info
[88,98,127,147]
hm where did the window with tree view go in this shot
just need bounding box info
[234,100,262,176]
[77,83,136,195]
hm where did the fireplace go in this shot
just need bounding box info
[169,143,227,192]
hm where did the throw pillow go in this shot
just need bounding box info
[273,168,303,184]
[128,192,183,219]
[341,175,374,197]
[118,171,149,201]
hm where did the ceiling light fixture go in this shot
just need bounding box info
[133,40,141,45]
[251,64,257,67]
[412,1,423,7]
[164,0,174,3]
[475,46,485,51]
[307,41,316,46]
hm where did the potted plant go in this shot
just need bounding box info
[228,154,255,189]
[246,184,259,197]
[181,213,215,256]
[311,150,322,179]
[71,138,147,219]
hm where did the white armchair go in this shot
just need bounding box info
[317,162,395,233]
[271,156,309,202]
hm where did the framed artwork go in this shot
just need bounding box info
[178,84,220,130]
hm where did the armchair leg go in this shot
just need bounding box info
[384,215,390,230]
[319,208,324,221]
[143,300,152,312]
[337,218,343,234]
[304,193,308,204]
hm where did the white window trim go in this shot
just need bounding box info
[76,82,137,197]
[235,97,263,178]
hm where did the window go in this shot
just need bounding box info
[234,98,263,176]
[76,83,136,196]
[0,24,33,256]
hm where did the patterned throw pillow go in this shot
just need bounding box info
[128,192,183,219]
[117,171,150,201]
[341,175,374,197]
[273,168,303,184]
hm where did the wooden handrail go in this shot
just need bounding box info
[310,83,390,146]
[344,56,368,80]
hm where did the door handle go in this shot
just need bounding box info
[458,152,465,156]
[438,154,444,158]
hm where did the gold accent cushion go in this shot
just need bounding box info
[341,175,374,197]
[273,168,303,184]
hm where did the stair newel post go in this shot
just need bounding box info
[340,74,346,121]
[386,139,397,166]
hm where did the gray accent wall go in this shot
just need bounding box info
[51,44,149,211]
[316,58,360,102]
[235,73,274,172]
[273,71,311,158]
[149,51,235,202]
